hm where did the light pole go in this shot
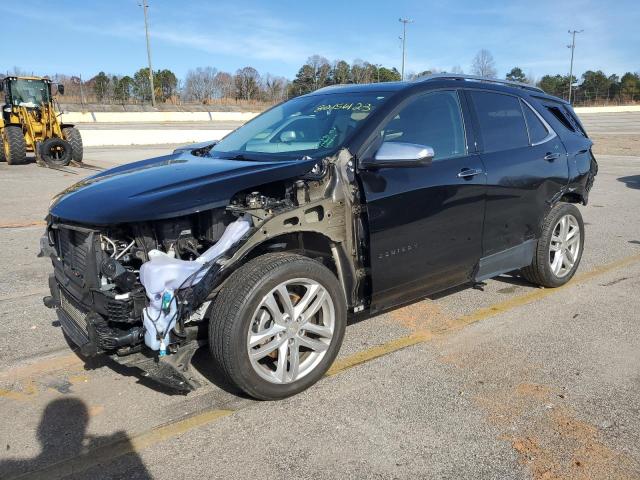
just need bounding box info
[376,64,382,83]
[567,29,583,104]
[141,0,156,107]
[399,18,413,81]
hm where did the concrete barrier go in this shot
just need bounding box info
[61,111,259,124]
[80,129,231,147]
[574,105,640,114]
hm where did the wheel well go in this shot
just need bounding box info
[244,231,337,275]
[560,192,586,205]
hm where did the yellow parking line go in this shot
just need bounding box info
[0,220,46,229]
[328,253,640,376]
[4,252,639,479]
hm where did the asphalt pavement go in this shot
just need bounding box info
[0,139,639,479]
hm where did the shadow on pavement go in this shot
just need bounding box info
[0,397,152,480]
[618,175,640,190]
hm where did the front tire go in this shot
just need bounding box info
[62,127,83,163]
[2,126,27,165]
[521,203,584,287]
[209,253,346,400]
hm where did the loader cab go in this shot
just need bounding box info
[1,77,53,110]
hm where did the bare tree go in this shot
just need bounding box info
[450,65,464,74]
[213,72,234,100]
[351,59,371,84]
[235,67,261,101]
[183,67,218,103]
[471,49,497,78]
[263,74,289,102]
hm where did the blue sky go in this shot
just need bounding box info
[2,0,638,81]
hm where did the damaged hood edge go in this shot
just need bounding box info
[49,151,319,225]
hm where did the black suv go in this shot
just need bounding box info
[42,74,597,399]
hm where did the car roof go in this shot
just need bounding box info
[308,75,567,104]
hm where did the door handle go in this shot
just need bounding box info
[457,168,484,178]
[544,152,561,161]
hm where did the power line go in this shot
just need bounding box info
[567,29,583,104]
[399,18,414,81]
[141,0,156,107]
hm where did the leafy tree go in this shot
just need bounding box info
[155,69,178,102]
[506,67,527,83]
[620,72,640,102]
[332,60,351,84]
[538,74,572,98]
[580,70,610,101]
[133,68,153,102]
[114,76,134,104]
[92,71,110,102]
[290,64,316,96]
[377,67,401,82]
[471,50,497,78]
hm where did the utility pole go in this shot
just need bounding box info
[399,18,413,81]
[567,29,583,104]
[78,74,85,107]
[376,64,382,83]
[141,0,156,107]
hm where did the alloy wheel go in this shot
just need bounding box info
[548,214,581,278]
[247,278,335,384]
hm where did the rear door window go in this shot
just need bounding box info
[521,101,550,144]
[469,91,529,152]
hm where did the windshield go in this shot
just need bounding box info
[10,79,50,107]
[209,92,388,160]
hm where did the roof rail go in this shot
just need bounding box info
[413,73,544,93]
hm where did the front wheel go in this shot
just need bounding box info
[62,127,83,163]
[209,253,346,400]
[521,203,584,287]
[2,126,27,165]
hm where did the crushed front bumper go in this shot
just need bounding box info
[45,276,203,393]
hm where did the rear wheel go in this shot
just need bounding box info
[0,137,5,162]
[209,253,346,400]
[2,126,27,165]
[521,203,584,287]
[62,127,83,163]
[40,138,72,167]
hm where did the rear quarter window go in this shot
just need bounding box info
[521,101,550,144]
[544,104,585,137]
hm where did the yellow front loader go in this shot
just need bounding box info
[0,76,83,166]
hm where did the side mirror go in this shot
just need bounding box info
[362,142,434,169]
[57,84,65,95]
[279,130,296,143]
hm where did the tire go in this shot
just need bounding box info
[0,137,5,162]
[40,138,72,167]
[62,127,83,163]
[2,125,27,165]
[521,203,584,288]
[209,252,347,400]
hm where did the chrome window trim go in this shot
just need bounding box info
[520,98,557,146]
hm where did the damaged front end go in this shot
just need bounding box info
[41,149,366,392]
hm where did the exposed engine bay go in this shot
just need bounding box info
[42,150,366,391]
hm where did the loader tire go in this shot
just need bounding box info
[40,138,72,167]
[62,127,83,163]
[2,126,27,165]
[0,137,5,162]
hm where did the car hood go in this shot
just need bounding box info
[49,152,318,225]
